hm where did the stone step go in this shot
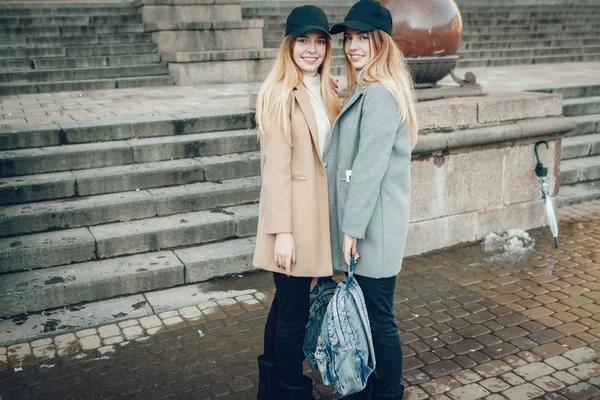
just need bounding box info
[560,154,600,186]
[0,151,260,205]
[462,31,600,43]
[0,24,146,37]
[0,54,161,72]
[463,17,600,26]
[0,176,261,238]
[0,15,139,28]
[0,236,256,317]
[563,96,600,117]
[465,24,600,35]
[0,63,168,84]
[0,128,258,177]
[461,38,600,51]
[0,75,174,96]
[455,53,600,68]
[528,83,600,100]
[0,202,258,274]
[558,180,600,207]
[561,133,600,160]
[569,114,600,137]
[0,6,136,18]
[0,110,255,150]
[2,43,159,60]
[459,45,600,59]
[0,33,153,49]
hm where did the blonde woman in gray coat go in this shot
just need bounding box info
[324,1,418,399]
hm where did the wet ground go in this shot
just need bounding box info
[1,201,599,400]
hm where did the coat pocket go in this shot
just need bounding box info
[292,174,307,182]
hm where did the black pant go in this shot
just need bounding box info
[263,272,312,387]
[351,274,404,398]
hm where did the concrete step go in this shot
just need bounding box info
[0,75,174,96]
[0,176,261,238]
[0,236,256,317]
[0,151,260,205]
[561,133,600,160]
[0,24,146,37]
[463,17,600,26]
[2,43,158,60]
[560,155,600,186]
[455,53,600,68]
[0,129,259,177]
[0,5,136,18]
[0,64,168,84]
[0,15,139,28]
[569,114,600,137]
[465,24,600,35]
[0,202,258,273]
[0,33,153,49]
[528,83,600,100]
[0,110,255,150]
[0,54,161,71]
[563,96,600,117]
[461,37,600,51]
[459,45,600,59]
[558,180,600,207]
[461,31,600,43]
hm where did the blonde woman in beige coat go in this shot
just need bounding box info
[252,5,340,400]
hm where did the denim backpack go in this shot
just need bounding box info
[314,257,376,396]
[303,277,338,370]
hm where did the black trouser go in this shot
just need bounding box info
[263,272,312,387]
[348,274,404,399]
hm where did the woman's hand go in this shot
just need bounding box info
[274,233,296,276]
[329,76,339,94]
[343,233,359,265]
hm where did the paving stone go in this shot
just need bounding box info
[563,347,600,364]
[482,343,520,359]
[473,360,513,378]
[501,372,526,386]
[404,386,429,400]
[513,362,556,380]
[502,355,527,369]
[422,360,462,378]
[553,370,581,385]
[98,324,121,339]
[502,383,545,400]
[404,369,430,386]
[139,315,162,329]
[529,329,565,344]
[545,355,577,370]
[451,369,483,385]
[510,336,538,351]
[479,377,511,393]
[559,382,600,400]
[447,383,490,400]
[532,375,567,392]
[421,376,462,395]
[80,335,102,351]
[532,342,570,358]
[567,362,600,380]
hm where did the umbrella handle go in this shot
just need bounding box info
[534,140,549,166]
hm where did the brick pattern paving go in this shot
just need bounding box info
[1,201,600,399]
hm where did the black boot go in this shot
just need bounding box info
[282,376,315,400]
[256,355,284,400]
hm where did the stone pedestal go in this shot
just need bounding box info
[250,89,575,256]
[135,0,276,85]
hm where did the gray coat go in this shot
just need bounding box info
[323,82,411,279]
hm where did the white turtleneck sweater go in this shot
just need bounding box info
[302,72,331,157]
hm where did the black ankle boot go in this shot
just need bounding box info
[282,376,314,400]
[256,355,284,400]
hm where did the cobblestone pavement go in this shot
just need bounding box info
[1,201,600,400]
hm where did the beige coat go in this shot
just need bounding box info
[253,84,333,277]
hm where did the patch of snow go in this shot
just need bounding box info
[482,229,535,264]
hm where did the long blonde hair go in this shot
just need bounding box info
[256,34,340,142]
[344,30,418,149]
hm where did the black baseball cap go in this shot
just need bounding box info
[330,0,393,36]
[285,5,331,38]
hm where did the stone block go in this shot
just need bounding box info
[0,172,76,205]
[478,91,563,124]
[417,98,478,131]
[151,25,262,52]
[0,124,61,151]
[176,237,256,282]
[90,209,235,258]
[409,155,448,222]
[226,203,258,237]
[168,58,274,85]
[201,152,260,181]
[405,212,478,257]
[477,199,548,239]
[60,116,177,144]
[0,228,95,273]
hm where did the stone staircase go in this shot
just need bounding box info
[242,3,600,74]
[0,2,173,95]
[0,112,261,318]
[533,84,600,206]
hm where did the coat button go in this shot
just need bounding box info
[323,162,328,168]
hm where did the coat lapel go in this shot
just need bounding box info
[323,86,365,155]
[294,85,323,163]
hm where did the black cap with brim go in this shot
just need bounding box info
[290,25,331,38]
[329,20,378,35]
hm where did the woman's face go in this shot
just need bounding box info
[344,28,372,70]
[293,30,328,75]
